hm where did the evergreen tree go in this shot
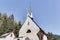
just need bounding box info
[0,13,22,36]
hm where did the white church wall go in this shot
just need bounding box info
[6,32,15,38]
[43,35,48,40]
[0,38,16,40]
[0,32,16,40]
[19,17,40,40]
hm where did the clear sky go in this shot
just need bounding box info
[0,0,60,35]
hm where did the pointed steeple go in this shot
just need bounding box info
[27,8,33,19]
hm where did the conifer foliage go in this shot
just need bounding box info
[0,13,22,37]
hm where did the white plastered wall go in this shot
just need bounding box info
[43,35,48,40]
[19,17,40,40]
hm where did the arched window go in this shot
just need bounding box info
[25,37,30,40]
[27,29,31,33]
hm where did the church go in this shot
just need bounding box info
[18,8,48,40]
[0,8,48,40]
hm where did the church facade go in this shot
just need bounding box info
[19,9,48,40]
[0,9,48,40]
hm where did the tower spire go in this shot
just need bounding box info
[27,0,33,18]
[28,7,33,18]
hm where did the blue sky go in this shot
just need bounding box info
[0,0,60,35]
